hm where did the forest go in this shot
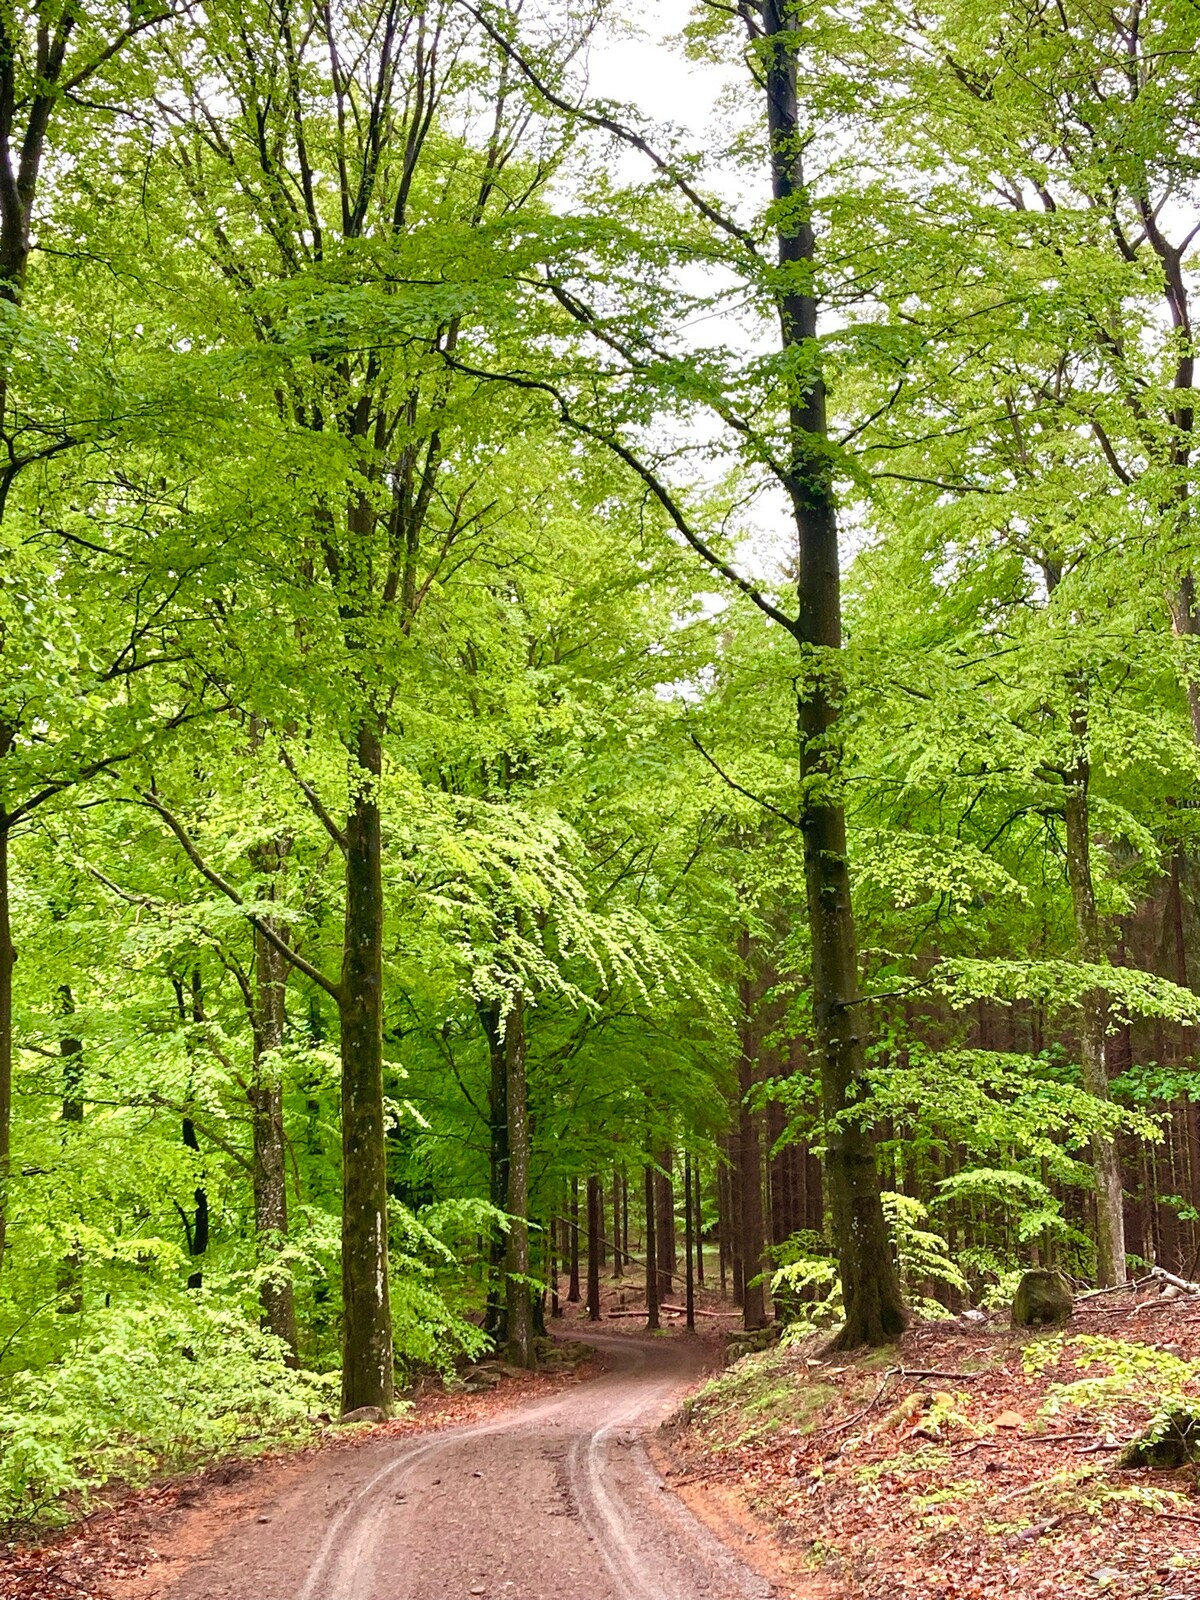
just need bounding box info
[0,0,1199,1586]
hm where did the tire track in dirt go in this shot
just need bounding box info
[162,1332,777,1600]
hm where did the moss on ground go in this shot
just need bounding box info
[682,1347,837,1451]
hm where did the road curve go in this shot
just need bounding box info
[165,1333,775,1600]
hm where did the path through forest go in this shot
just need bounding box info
[157,1333,776,1600]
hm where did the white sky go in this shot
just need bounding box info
[586,1,715,119]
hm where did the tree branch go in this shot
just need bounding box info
[442,353,798,633]
[140,791,342,1003]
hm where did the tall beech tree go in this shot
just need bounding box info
[465,0,907,1345]
[137,0,596,1409]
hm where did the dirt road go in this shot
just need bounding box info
[163,1332,775,1600]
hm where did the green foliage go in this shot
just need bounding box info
[773,1195,965,1332]
[1027,1335,1200,1454]
[0,1297,335,1530]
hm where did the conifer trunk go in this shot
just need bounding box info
[755,0,906,1347]
[339,720,394,1413]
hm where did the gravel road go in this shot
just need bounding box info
[164,1332,776,1600]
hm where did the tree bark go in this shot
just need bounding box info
[339,719,394,1413]
[643,1161,660,1331]
[504,992,534,1367]
[654,1149,674,1305]
[174,972,209,1290]
[754,0,907,1348]
[738,951,768,1330]
[586,1174,602,1321]
[568,1177,581,1301]
[1063,692,1127,1287]
[693,1161,705,1288]
[684,1151,696,1332]
[0,815,12,1268]
[57,984,83,1313]
[480,999,509,1341]
[611,1169,623,1278]
[251,916,300,1362]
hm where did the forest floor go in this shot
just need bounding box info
[657,1285,1200,1600]
[5,1275,1198,1600]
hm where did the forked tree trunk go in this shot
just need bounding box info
[504,992,534,1367]
[339,720,394,1413]
[1063,694,1127,1287]
[756,1,906,1347]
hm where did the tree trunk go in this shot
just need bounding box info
[174,972,209,1290]
[568,1177,581,1301]
[57,984,84,1313]
[727,1134,745,1306]
[654,1150,674,1306]
[550,1207,561,1319]
[481,999,509,1341]
[586,1174,602,1321]
[611,1170,623,1278]
[0,816,12,1268]
[738,954,768,1330]
[504,992,534,1367]
[694,1161,705,1288]
[339,720,394,1413]
[1063,693,1127,1287]
[643,1161,660,1331]
[752,2,906,1349]
[181,1115,209,1287]
[251,916,300,1363]
[684,1150,696,1332]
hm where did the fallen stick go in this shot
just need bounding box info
[1075,1275,1155,1301]
[1150,1266,1200,1295]
[819,1368,897,1437]
[659,1302,725,1319]
[899,1366,990,1381]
